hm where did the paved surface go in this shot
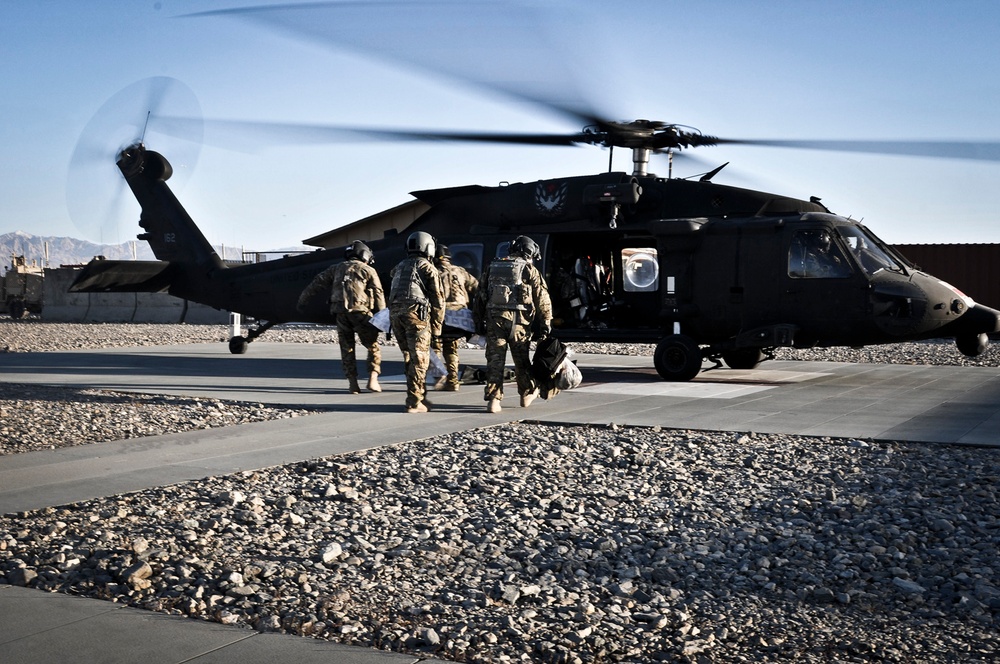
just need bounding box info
[2,341,1000,662]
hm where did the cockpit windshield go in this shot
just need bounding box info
[836,225,905,276]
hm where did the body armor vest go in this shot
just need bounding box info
[486,257,531,311]
[390,257,430,306]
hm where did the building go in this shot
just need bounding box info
[302,200,429,249]
[893,244,1000,310]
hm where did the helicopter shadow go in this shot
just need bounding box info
[0,349,514,412]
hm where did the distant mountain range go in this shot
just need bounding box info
[0,231,307,273]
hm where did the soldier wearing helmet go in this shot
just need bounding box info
[388,231,445,413]
[297,240,385,394]
[477,235,552,413]
[789,229,850,278]
[432,243,479,391]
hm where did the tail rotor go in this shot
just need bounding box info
[66,77,203,244]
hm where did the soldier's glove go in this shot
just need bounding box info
[532,320,552,341]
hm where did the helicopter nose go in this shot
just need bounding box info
[870,279,929,336]
[870,273,977,337]
[937,301,1000,338]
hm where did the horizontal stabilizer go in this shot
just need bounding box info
[69,259,174,293]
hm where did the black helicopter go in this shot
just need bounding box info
[70,113,1000,381]
[67,0,1000,380]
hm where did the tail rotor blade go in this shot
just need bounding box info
[66,77,203,243]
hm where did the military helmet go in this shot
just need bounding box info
[406,231,436,259]
[435,243,451,261]
[345,240,374,265]
[510,235,540,261]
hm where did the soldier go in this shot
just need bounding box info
[297,240,386,394]
[478,235,552,413]
[388,231,444,413]
[432,244,479,391]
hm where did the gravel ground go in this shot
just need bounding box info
[1,319,999,662]
[0,320,338,455]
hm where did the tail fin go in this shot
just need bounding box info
[117,144,225,270]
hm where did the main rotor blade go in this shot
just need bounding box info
[181,1,608,129]
[715,138,1000,162]
[157,116,597,149]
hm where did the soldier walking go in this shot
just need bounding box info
[389,231,444,413]
[478,235,552,413]
[297,240,385,394]
[432,244,479,391]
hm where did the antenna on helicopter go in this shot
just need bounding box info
[699,162,729,182]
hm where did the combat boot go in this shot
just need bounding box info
[367,374,381,393]
[406,402,428,414]
[347,377,362,394]
[520,388,539,408]
[433,375,448,391]
[487,398,501,413]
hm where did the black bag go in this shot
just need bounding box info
[531,337,568,399]
[532,337,567,376]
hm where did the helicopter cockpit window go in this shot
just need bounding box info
[836,225,904,277]
[622,248,659,292]
[788,229,852,279]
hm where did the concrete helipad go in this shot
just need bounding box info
[2,343,1000,517]
[1,341,999,663]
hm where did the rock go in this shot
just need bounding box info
[7,567,37,587]
[121,561,153,586]
[892,578,927,594]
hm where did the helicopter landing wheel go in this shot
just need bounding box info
[721,348,765,370]
[956,332,989,357]
[654,334,703,382]
[228,335,249,355]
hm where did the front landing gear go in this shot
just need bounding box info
[654,334,704,381]
[228,319,280,354]
[956,332,989,357]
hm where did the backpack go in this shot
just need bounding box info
[341,261,371,313]
[486,257,531,311]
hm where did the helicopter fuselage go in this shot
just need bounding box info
[71,146,1000,377]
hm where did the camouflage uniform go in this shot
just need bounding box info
[480,255,552,404]
[297,258,385,386]
[389,255,444,410]
[432,256,479,389]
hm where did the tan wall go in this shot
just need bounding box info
[42,267,229,324]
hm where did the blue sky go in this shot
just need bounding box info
[2,0,1000,251]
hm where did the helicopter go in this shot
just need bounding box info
[69,115,1000,381]
[65,2,1000,381]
